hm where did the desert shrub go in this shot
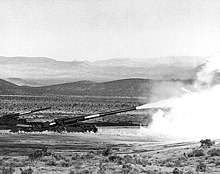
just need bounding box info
[131,167,140,174]
[160,157,186,168]
[79,169,92,174]
[11,161,23,167]
[142,170,159,174]
[173,159,183,167]
[122,164,133,174]
[160,158,175,167]
[182,169,195,174]
[58,160,71,167]
[187,149,205,157]
[46,159,57,166]
[98,160,106,174]
[173,168,195,174]
[133,156,148,167]
[39,156,51,163]
[13,158,30,167]
[79,153,93,160]
[20,167,34,174]
[102,147,112,156]
[108,155,122,164]
[52,153,66,161]
[28,148,48,162]
[173,168,183,174]
[75,161,84,169]
[2,157,10,161]
[71,154,80,160]
[196,162,206,172]
[123,155,133,164]
[200,139,215,148]
[70,170,92,174]
[12,158,20,163]
[1,161,11,167]
[208,148,220,156]
[85,151,95,159]
[1,166,15,174]
[173,168,196,174]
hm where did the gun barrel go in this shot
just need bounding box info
[62,106,137,125]
[19,107,51,116]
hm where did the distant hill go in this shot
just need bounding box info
[0,56,206,85]
[0,79,17,89]
[0,79,26,95]
[0,78,193,98]
[92,56,205,68]
[31,79,152,97]
[5,78,43,87]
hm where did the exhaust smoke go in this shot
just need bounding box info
[136,97,178,110]
[138,53,220,140]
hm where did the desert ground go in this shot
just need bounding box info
[1,127,220,174]
[1,95,220,174]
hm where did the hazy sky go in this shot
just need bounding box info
[0,0,220,61]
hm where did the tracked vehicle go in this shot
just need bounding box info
[0,106,138,133]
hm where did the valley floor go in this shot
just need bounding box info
[0,127,220,173]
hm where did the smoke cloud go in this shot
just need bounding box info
[139,53,220,140]
[149,81,190,102]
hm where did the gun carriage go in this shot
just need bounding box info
[0,106,138,133]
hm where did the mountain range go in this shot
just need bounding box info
[0,78,193,99]
[0,56,206,85]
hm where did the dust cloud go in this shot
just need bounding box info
[138,53,220,140]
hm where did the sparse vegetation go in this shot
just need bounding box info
[0,95,147,125]
[160,157,186,167]
[20,167,34,174]
[196,162,206,172]
[28,148,49,162]
[208,148,220,156]
[108,154,122,164]
[45,159,57,166]
[102,147,112,156]
[173,168,182,174]
[1,141,220,173]
[200,139,215,148]
[187,149,205,157]
[1,166,15,174]
[2,95,220,173]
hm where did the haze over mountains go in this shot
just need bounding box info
[0,78,193,99]
[0,56,206,86]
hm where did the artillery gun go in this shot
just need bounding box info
[0,107,51,131]
[3,106,138,133]
[48,106,137,133]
